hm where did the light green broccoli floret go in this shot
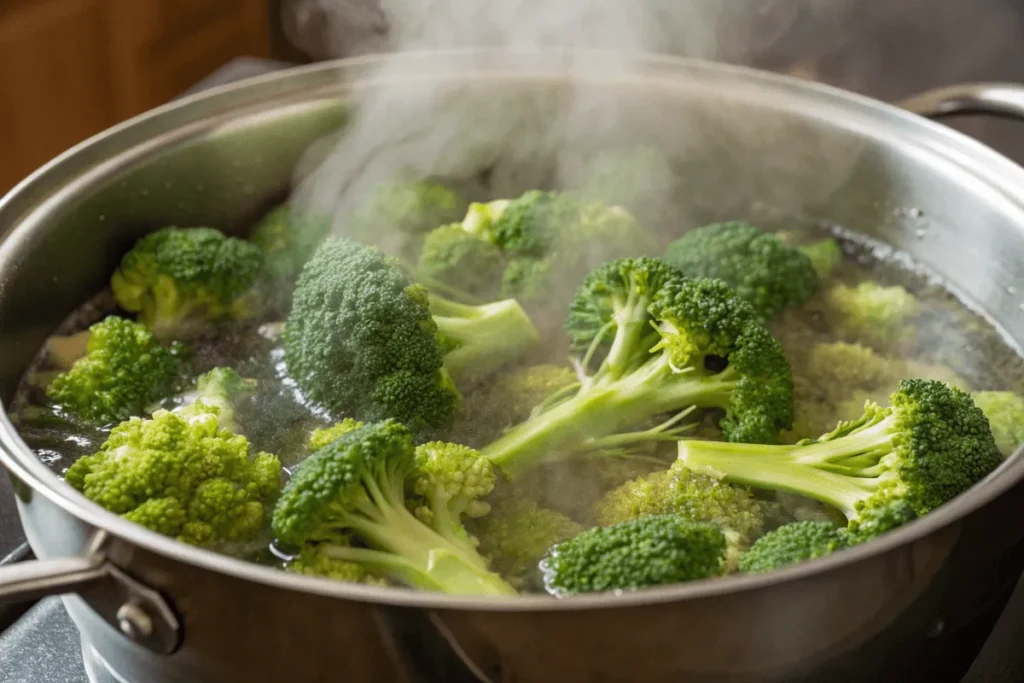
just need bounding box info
[826,281,919,349]
[594,460,766,545]
[411,441,496,546]
[249,205,332,284]
[111,226,265,340]
[739,520,848,574]
[46,316,186,426]
[307,418,366,451]
[64,407,282,548]
[541,516,729,595]
[473,495,583,582]
[972,391,1024,457]
[798,238,842,278]
[286,544,386,585]
[175,367,257,434]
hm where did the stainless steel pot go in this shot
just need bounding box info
[2,50,1024,683]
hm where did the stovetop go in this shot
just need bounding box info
[5,53,1024,683]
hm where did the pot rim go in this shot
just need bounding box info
[3,47,1024,611]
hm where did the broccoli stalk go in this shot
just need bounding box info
[680,379,1002,543]
[271,420,515,596]
[480,259,793,478]
[428,293,541,382]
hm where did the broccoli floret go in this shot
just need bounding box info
[595,460,765,544]
[826,281,918,349]
[739,520,848,574]
[799,238,843,279]
[680,379,1002,544]
[307,418,365,451]
[348,177,466,260]
[249,205,332,283]
[411,441,496,547]
[284,238,539,435]
[972,391,1024,457]
[64,407,281,548]
[46,316,186,426]
[416,222,505,298]
[664,222,819,320]
[473,496,583,583]
[270,419,515,595]
[111,227,264,340]
[481,259,794,478]
[541,516,728,595]
[175,367,257,434]
[418,191,654,310]
[286,544,385,585]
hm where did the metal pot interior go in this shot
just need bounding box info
[3,50,1024,603]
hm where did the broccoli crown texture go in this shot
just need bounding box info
[411,441,496,545]
[285,237,539,433]
[64,407,281,547]
[664,222,819,320]
[595,460,765,543]
[111,226,264,338]
[46,316,185,425]
[798,238,843,278]
[739,520,848,574]
[681,379,1002,544]
[972,390,1024,457]
[417,222,505,297]
[307,418,366,452]
[482,259,794,478]
[542,515,727,595]
[270,420,515,595]
[283,237,459,435]
[249,205,332,283]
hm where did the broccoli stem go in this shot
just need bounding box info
[429,294,540,382]
[482,351,736,477]
[678,422,896,517]
[331,466,516,596]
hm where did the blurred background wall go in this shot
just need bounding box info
[3,0,1024,195]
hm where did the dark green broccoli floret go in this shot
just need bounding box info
[739,520,848,574]
[270,419,515,595]
[111,226,264,340]
[541,515,728,595]
[972,391,1024,457]
[595,460,765,545]
[65,406,281,548]
[664,222,819,320]
[825,281,919,349]
[481,259,794,478]
[473,495,583,583]
[284,238,539,435]
[680,379,1002,544]
[46,316,186,425]
[249,205,332,283]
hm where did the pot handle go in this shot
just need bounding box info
[0,531,181,654]
[899,83,1024,121]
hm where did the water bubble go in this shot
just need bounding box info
[914,228,927,239]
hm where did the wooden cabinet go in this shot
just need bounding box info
[0,0,270,193]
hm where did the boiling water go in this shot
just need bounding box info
[9,213,1024,587]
